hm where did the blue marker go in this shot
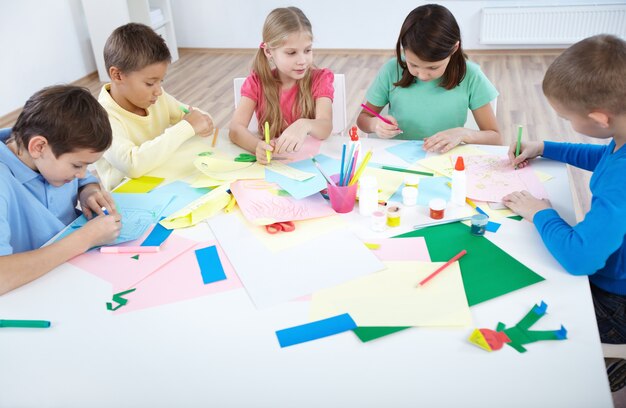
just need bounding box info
[101,207,109,216]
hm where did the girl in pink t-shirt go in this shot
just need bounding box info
[229,7,334,164]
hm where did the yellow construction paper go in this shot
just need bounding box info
[266,161,316,181]
[160,184,231,229]
[194,157,265,181]
[233,210,347,253]
[361,167,406,202]
[310,261,472,327]
[190,174,225,188]
[417,145,487,177]
[148,137,216,182]
[112,176,164,193]
[534,170,553,182]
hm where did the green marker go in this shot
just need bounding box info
[0,319,51,328]
[179,105,190,114]
[514,125,523,169]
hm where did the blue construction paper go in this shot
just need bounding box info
[149,181,211,217]
[416,176,451,206]
[386,141,427,164]
[265,154,341,199]
[195,245,227,285]
[55,193,173,246]
[141,217,173,246]
[275,313,357,348]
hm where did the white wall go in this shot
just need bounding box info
[0,0,96,117]
[170,0,626,49]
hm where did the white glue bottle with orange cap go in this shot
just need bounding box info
[450,156,466,206]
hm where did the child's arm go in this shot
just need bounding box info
[78,183,117,219]
[274,97,333,155]
[356,102,402,139]
[503,163,626,276]
[228,96,274,164]
[0,214,121,295]
[423,102,502,153]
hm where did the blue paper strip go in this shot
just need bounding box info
[275,313,357,348]
[195,245,227,285]
[385,140,427,164]
[141,217,173,246]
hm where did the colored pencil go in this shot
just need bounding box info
[380,166,433,177]
[211,127,219,147]
[360,103,402,131]
[348,149,373,186]
[344,143,356,186]
[339,144,346,186]
[417,249,467,287]
[311,157,336,186]
[348,147,360,185]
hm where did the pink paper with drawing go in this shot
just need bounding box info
[230,179,336,225]
[460,155,548,202]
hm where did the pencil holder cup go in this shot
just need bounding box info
[328,174,357,213]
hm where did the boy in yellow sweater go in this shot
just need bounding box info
[95,23,214,190]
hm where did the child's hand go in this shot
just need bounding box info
[79,213,122,248]
[502,190,551,221]
[274,121,308,154]
[79,184,117,219]
[184,107,214,137]
[423,128,465,153]
[255,139,274,165]
[374,115,402,139]
[509,141,544,169]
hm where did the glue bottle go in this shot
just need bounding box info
[358,175,378,216]
[450,156,466,206]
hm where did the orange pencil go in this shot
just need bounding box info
[417,249,467,287]
[211,128,219,147]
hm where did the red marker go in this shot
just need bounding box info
[417,250,467,287]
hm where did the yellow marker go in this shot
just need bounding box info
[224,195,237,213]
[364,242,381,250]
[264,121,271,164]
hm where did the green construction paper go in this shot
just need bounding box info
[106,288,137,311]
[353,222,544,342]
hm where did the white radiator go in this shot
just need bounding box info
[480,4,626,45]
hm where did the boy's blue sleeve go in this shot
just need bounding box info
[543,141,608,171]
[533,163,626,276]
[0,194,13,256]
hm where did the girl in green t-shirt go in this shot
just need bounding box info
[357,4,501,153]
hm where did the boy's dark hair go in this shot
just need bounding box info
[11,85,112,157]
[543,34,626,114]
[103,23,171,75]
[394,4,466,90]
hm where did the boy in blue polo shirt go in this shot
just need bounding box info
[0,85,122,295]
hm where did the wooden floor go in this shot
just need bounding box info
[0,48,598,220]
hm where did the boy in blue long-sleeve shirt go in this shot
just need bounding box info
[504,35,626,344]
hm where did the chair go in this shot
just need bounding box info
[233,73,347,135]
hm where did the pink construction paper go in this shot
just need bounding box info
[365,237,431,262]
[230,179,336,225]
[115,240,242,314]
[461,155,548,202]
[70,233,198,291]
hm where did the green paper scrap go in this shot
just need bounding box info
[198,151,213,156]
[113,176,165,193]
[353,222,544,342]
[131,255,139,260]
[106,288,137,311]
[508,215,523,221]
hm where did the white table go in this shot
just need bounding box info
[0,135,611,408]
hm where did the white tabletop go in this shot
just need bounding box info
[0,135,611,408]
